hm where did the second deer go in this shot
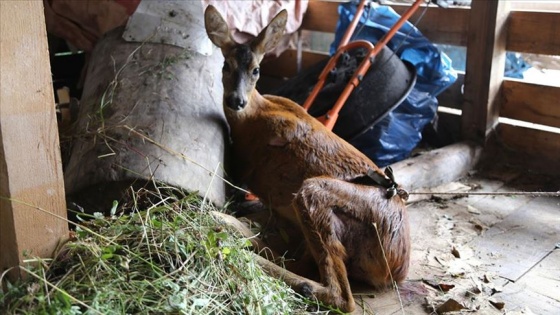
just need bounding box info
[204,5,411,312]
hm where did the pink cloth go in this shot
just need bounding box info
[204,0,308,56]
[44,0,307,56]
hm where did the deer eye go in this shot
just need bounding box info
[252,67,260,76]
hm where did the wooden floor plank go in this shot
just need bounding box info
[471,197,560,282]
[493,250,560,313]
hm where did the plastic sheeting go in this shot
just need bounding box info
[331,2,457,166]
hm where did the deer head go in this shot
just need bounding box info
[204,5,287,111]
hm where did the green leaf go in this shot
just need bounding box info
[110,200,118,216]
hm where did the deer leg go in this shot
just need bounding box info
[211,211,283,262]
[211,211,333,301]
[291,178,355,312]
[292,176,410,313]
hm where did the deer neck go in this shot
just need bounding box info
[224,88,267,126]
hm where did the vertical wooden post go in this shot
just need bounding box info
[462,0,510,142]
[0,1,68,280]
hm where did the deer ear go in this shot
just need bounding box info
[251,9,288,57]
[204,5,234,49]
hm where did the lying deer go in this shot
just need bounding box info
[204,5,410,312]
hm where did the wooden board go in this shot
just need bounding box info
[302,1,470,46]
[493,250,560,314]
[261,49,329,78]
[0,1,68,280]
[461,0,510,142]
[501,79,560,128]
[497,124,560,163]
[507,11,560,55]
[301,0,340,33]
[472,196,560,282]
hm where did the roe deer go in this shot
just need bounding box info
[204,5,410,312]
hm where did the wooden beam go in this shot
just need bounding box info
[501,79,560,128]
[461,0,510,142]
[0,1,68,280]
[390,141,482,192]
[507,11,560,55]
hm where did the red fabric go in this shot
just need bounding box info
[44,0,139,51]
[113,0,141,16]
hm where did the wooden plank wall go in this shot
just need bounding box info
[499,8,560,163]
[0,1,68,280]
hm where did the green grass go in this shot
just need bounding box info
[0,188,329,314]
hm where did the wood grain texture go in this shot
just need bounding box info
[496,124,560,162]
[261,49,329,78]
[0,0,68,279]
[389,141,482,192]
[461,0,510,142]
[493,250,560,314]
[507,11,560,55]
[501,79,560,128]
[472,196,560,282]
[301,0,340,33]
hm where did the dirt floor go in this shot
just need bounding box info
[353,163,560,314]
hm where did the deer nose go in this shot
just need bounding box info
[227,95,247,110]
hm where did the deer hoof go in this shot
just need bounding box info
[297,282,315,299]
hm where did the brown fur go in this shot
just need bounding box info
[204,5,410,312]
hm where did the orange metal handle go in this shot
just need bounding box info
[303,0,426,132]
[302,40,374,111]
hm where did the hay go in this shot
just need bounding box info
[0,187,334,314]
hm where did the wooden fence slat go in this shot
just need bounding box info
[302,1,470,46]
[501,80,560,128]
[261,49,329,78]
[0,0,68,280]
[301,0,340,33]
[497,124,560,162]
[507,11,560,55]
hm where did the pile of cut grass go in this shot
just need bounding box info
[0,188,327,314]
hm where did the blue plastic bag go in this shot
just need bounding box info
[331,2,457,166]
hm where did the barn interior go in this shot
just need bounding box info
[1,0,559,314]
